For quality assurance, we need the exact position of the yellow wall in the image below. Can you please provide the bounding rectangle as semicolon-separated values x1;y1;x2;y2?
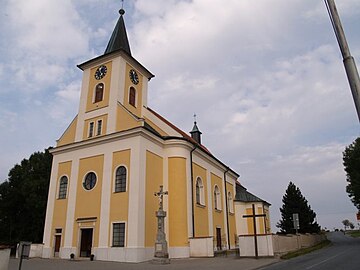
246;208;254;235
145;151;163;247
168;157;188;247
109;150;131;246
246;205;266;235
83;114;108;140
123;64;143;118
86;61;112;112
226;182;236;246
51;161;72;248
258;207;265;234
116;104;142;132
73;155;104;248
193;163;209;237
57;116;78;147
211;173;224;242
144;117;168;136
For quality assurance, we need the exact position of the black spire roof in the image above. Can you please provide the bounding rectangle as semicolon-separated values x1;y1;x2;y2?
190;121;202;144
104;9;131;56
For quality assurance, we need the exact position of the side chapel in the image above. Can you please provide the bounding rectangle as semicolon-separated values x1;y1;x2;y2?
42;8;271;262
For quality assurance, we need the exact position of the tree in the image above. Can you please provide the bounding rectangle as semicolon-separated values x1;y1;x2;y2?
343;137;360;209
342;219;350;230
277;182;321;234
0;148;52;245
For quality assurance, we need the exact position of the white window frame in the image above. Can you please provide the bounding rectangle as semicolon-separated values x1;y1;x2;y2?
111;221;126;247
214;185;221;211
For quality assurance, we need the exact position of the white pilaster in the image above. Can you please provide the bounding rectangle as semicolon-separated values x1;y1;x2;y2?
63;158;79;248
98;151;112;247
42;156;59;257
127;138;146;247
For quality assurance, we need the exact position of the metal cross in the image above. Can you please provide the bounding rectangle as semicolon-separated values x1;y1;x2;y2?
154;185;168;211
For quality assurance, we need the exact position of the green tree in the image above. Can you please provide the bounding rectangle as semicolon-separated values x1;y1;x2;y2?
277;182;320;234
342;219;350;230
343;137;360;210
0;148;52;244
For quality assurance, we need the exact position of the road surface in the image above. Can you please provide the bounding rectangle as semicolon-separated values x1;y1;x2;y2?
260;231;360;270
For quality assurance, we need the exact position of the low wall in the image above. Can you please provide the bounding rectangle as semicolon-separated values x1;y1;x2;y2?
0;247;10;270
272;233;326;256
238;234;274;257
189;237;214;257
29;244;43;258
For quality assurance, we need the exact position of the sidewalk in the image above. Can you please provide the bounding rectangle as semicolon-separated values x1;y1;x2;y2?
9;257;280;270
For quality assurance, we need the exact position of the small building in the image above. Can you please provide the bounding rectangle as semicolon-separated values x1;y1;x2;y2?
42;8;271;262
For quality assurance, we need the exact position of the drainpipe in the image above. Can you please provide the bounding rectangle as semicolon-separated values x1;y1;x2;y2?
224;167;230;250
190;146;197;238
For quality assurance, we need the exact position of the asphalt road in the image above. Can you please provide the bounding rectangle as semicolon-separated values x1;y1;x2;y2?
259;231;360;270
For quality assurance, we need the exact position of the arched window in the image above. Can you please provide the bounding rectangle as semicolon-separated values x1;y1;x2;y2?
228;192;234;213
58;176;68;199
196;177;204;205
83;172;97;190
115;166;127;192
95;83;104;103
129;87;136;107
214;185;221;210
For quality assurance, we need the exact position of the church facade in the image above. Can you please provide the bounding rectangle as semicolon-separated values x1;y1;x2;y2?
42;9;271;262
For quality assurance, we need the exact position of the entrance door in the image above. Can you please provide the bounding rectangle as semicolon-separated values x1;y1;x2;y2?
216;228;222;250
54;235;61;257
80;228;93;257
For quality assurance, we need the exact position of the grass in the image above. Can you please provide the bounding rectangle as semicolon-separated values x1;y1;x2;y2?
347;230;360;238
280;240;331;260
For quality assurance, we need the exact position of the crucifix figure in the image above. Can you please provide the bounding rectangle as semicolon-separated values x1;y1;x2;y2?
242;204;266;258
154;185;168;211
153;185;170;264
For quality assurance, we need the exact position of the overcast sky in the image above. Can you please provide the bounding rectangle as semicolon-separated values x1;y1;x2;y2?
1;0;359;232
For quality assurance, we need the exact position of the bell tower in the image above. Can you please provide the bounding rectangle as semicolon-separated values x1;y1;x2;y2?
72;8;154;143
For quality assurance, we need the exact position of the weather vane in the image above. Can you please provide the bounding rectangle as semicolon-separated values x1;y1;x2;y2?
193;113;197;123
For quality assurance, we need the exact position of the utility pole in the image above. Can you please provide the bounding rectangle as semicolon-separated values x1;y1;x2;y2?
325;0;360;122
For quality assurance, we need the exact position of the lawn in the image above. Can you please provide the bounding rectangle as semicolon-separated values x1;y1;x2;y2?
347;230;360;238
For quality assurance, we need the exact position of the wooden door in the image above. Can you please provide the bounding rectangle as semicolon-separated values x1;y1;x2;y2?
80;229;93;257
54;235;61;256
216;228;222;250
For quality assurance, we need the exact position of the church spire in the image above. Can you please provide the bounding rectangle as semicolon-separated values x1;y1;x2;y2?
104;8;131;56
190;114;202;144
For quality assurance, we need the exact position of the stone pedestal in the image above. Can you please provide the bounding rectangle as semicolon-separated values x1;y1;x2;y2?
153;209;170;264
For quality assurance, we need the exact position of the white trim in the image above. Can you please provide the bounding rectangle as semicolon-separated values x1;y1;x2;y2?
57;174;69;200
82;171;99;191
195;176;205;206
214;185;222;211
96;119;103;136
113;164;129;193
128;86;138;108
42;156;59;255
88;121;95;138
77;225;95;257
93;82;105;103
207;170;213;236
98;151;112;248
63;158;79;249
110;221;127;247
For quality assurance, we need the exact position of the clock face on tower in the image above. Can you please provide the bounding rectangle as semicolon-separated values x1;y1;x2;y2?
129;69;139;85
95;65;107;80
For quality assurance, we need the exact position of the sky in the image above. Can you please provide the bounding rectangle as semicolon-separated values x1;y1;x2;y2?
1;0;359;232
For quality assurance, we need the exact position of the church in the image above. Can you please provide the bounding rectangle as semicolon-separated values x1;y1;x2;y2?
42;8;271;262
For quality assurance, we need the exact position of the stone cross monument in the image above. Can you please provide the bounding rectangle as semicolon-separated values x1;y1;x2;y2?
153;185;170;264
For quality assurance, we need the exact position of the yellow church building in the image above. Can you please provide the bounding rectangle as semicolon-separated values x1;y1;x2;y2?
42;8;271;262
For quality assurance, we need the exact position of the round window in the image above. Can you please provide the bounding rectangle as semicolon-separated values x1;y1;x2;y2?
83;172;97;190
